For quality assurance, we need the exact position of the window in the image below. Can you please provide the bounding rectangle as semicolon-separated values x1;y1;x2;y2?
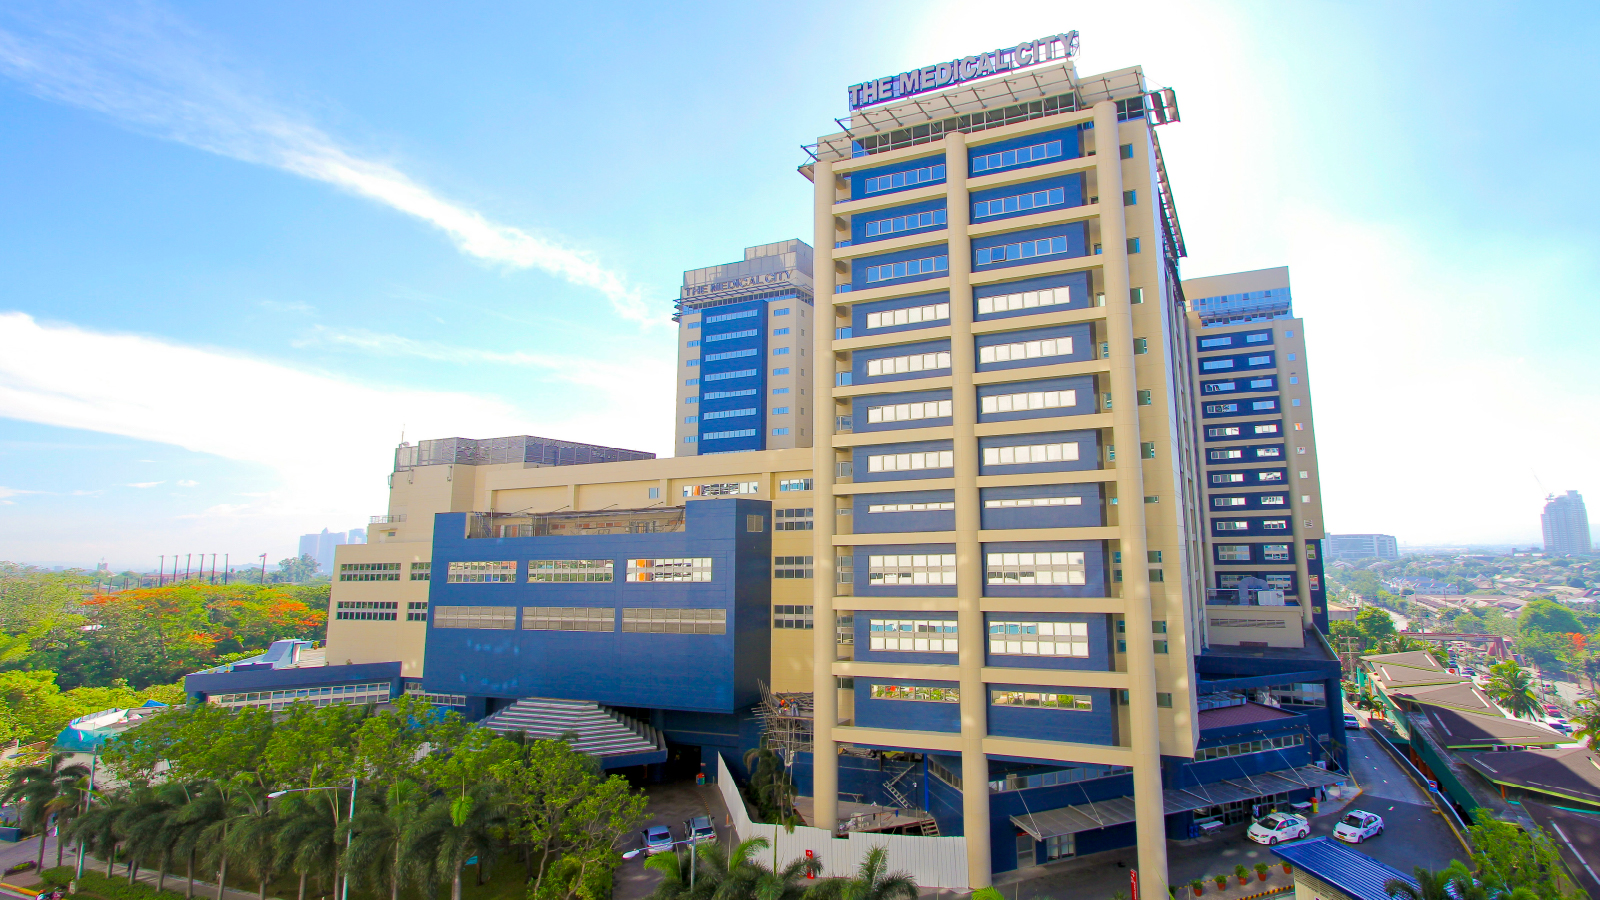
683;436;697;443
687;378;701;386
1216;521;1249;531
1263;544;1291;561
773;604;814;628
988;620;1089;656
1208;426;1241;437
867;450;953;472
1153;639;1168;652
870;683;960;702
980;389;1076;414
1156;693;1173;708
684;416;698;424
1263;520;1289;530
865;255;949;283
1264;574;1294;590
647;487;661;499
1204;381;1236;393
339;562;401;582
1251;400;1277;411
983;496;1081;508
991;690;1092;709
705;368;756;382
868;618;959;650
779;478;813;492
868;501;955;513
772;327;790;336
865;350;951;376
1211;450;1243;460
775;508;814;531
1122;189;1137;206
704;348;758;362
434;606;516;630
973;186;1066;219
335;600;397;620
972;139;1063;173
977;285;1074;315
771;427;790;436
403;683;466;707
1046;834;1076;861
771;388;789;396
1217;545;1252;562
1258;447;1282;457
1195;733;1304;761
1214;497;1247;507
1119;143;1134;159
774;557;813;579
1261;495;1286;506
773;307;790;316
686;340;701;347
527;560;614;583
1137;389;1151;405
836;613;854;643
1141;442;1156;459
1249;378;1274;389
702;429;757;440
1258;471;1284;482
865;163;946;194
866;301;950;329
447;561;517;583
406;601;428;621
771;347;790;357
867;555;957;586
1206;403;1238;414
686;359;699;367
867;399;952;423
1291;398;1301;407
1211;473;1245;484
626;558;713;582
212;682;393;710
771;367;789;376
706;309;757;324
522;607;613;632
1247;333;1270;343
701;407;756;420
621;608;726;634
1201;359;1235;371
1127;238;1140;254
976;235;1074;265
1257;423;1281;434
685;397;698;405
978;337;1072;364
982;443;1080;465
986;553;1087;586
865;208;948;237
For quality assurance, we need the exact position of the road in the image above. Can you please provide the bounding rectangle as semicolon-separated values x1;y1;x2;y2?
1342;724;1470;875
0;830;276;900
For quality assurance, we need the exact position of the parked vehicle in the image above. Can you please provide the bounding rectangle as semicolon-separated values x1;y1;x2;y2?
1545;703;1564;716
684;815;716;844
1247;812;1310;845
642;825;674;855
1333;810;1385;843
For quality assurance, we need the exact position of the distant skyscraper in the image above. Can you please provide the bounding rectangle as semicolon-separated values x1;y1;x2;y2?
1542;491;1593;555
297;528;349;576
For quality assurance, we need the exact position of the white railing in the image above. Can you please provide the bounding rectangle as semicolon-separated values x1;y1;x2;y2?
715;755;969;889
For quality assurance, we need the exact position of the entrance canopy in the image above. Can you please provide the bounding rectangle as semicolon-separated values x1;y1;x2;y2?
1011;765;1347;840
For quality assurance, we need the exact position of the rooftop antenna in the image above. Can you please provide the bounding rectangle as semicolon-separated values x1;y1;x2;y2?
1532;469;1549;500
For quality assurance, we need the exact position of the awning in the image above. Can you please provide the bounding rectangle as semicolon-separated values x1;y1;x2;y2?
1011;766;1348;840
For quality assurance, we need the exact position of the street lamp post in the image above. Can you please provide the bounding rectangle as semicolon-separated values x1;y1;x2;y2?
267;777;357;900
70;752;99;893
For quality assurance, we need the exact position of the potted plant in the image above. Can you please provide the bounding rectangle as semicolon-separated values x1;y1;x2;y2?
1254;862;1269;882
1235;863;1249;886
1214;875;1228;891
1282;861;1293;875
1191;880;1204;897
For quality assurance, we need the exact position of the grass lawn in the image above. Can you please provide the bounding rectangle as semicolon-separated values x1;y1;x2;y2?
36;859;533;900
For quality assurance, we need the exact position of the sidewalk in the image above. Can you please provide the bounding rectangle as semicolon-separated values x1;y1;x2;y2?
7;852;280;900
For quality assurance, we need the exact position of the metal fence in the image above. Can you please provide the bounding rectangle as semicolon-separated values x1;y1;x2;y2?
715;755;970;889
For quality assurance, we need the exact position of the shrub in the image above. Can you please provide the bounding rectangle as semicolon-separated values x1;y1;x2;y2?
38;868;188;900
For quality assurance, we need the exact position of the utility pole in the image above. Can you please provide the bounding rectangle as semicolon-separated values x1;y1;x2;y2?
259;553;267;584
185;553;191;581
223;553;229;585
158;555;164;587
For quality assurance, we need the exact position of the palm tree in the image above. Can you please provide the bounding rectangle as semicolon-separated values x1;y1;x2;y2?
750;849;822;900
345;780;421;900
48;764;94;869
181;780;249;900
1572;698;1600;749
1487;661;1542;720
805;846;916;900
223;791;280;900
1383;864;1457;900
672;835;770;900
275;794;341;900
405;789;506;900
164;783;212;900
64;789;128;878
1;753;91;873
117;787;178;886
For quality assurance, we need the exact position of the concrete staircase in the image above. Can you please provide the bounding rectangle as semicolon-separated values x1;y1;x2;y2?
479;697;665;763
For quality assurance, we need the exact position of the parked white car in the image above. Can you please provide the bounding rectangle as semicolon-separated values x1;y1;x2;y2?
642;825;674;855
1333;810;1385;843
1247;812;1310;845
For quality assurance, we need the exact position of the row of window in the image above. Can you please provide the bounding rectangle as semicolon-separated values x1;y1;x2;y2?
977;336;1072;364
1205;399;1278;414
773;604;813;628
974;186;1067;219
864;163;946;194
444;558;713;584
1209;446;1281;460
864;350;951;376
868;619;960;651
1216;519;1290;531
1217;544;1293;562
704;328;757;343
972;139;1064;174
975;235;1074;266
976;285;1073;315
865;255;949;283
702;407;756;420
865;301;949;330
775;508;813;531
865;208;947;237
1201;355;1272;371
867;399;951;423
867;501;955;513
1214;494;1286;507
212;683;391;710
433;605;729;634
703;368;757;382
1203;378;1275;393
703;429;757;441
866;450;954;472
981;442;1080;466
1212;471;1283;484
1199;331;1270;348
1208;423;1281;438
1194;733;1304;762
402;683;468;707
779;478;813;492
980;389;1074;414
775;557;813;578
991;690;1092;710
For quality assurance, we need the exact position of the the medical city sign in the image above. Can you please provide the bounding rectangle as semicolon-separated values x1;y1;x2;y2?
847;31;1080;111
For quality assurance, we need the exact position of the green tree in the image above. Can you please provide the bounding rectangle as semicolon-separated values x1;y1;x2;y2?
406;789;507;900
1;752;91;872
1520;600;1585;635
223;791;281;900
741;749;799;826
344;780;422;900
1486;661;1543;720
1382;865;1455;900
805;846;917;900
1355;607;1397;644
64;788;129;878
1467;811;1575;900
276;555;320;584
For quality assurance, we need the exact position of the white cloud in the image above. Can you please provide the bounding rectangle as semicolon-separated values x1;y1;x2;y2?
125;481;164;488
0;486;39;500
0;6;656;322
176;479;199;487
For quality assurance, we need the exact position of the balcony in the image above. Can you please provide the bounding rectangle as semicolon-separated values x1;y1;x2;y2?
835;415;854;433
370;514;406;524
836;327;853;340
836;372;853;387
835;240;852;248
835;284;853;294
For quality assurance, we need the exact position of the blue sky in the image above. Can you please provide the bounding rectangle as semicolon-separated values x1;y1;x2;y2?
1;0;1596;568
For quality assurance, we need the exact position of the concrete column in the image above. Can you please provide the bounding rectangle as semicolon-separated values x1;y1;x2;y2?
1093;100;1170;897
943;132;992;889
810;158;840;832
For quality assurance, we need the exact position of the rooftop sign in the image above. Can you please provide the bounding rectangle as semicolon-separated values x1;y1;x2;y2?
682;270;797;299
848;32;1080;111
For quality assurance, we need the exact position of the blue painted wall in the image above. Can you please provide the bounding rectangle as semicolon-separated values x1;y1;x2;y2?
187;661;402;703
977;429;1101;476
971;222;1089;273
697;300;770;453
850;153;946;200
851;243;950;291
980;483;1104;530
852;489;957;534
852;291;951;337
974;323;1094;373
976;374;1096;423
853;677;962;733
421;500;770;713
969;173;1086;224
973;271;1091;322
851;439;955;484
853;339;952;386
852;388;953;434
851;198;948;246
986;686;1115;744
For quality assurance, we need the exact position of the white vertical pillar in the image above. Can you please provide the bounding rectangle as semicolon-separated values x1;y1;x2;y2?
1094;100;1170;897
943;132;992;888
810;158;840;831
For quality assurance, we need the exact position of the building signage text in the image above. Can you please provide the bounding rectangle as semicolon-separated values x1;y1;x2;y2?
683;271;794;299
847;31;1079;111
